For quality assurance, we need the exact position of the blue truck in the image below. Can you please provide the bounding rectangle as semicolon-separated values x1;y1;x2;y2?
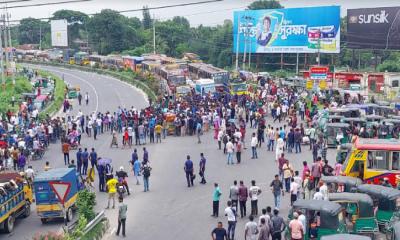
34;168;83;223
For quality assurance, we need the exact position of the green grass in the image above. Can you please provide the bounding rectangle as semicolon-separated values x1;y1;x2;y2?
0;75;33;114
38;71;66;120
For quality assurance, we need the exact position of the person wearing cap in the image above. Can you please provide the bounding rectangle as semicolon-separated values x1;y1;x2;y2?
382;178;392;188
116;166;130;195
289;212;304;240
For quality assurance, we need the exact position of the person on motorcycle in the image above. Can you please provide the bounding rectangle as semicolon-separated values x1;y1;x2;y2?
116;166;130;196
32;138;43;158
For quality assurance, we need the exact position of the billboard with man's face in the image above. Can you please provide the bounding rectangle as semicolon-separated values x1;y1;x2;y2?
347;7;400;49
233;6;341;54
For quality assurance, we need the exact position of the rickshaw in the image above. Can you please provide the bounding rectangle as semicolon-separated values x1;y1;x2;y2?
329;115;343;123
329;108;358;118
342;118;367;128
383;119;400;138
67;86;80;99
321;234;371;240
287;200;347;240
357;184;400;229
321;176;362;193
365;115;385;123
164;112;176;135
328;193;378;234
325;123;350;148
375;106;396;117
387;221;400;240
336;143;353;163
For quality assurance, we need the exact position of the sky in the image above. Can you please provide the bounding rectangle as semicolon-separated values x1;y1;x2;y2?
4;0;400;26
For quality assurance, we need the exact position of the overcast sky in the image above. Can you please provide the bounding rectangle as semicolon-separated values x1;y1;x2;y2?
5;0;400;26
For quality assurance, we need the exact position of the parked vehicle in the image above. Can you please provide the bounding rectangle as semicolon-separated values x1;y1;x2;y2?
321;176;362;193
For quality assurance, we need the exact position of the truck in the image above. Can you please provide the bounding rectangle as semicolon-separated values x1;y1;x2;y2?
34;168;82;224
0;172;33;233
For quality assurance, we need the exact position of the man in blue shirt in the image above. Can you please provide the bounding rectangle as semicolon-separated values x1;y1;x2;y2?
184;155;194;187
211;222;228;240
131;149;138;163
199;153;206;184
90;148;97;169
81;148;89;175
143;147;149;163
76;148;82;175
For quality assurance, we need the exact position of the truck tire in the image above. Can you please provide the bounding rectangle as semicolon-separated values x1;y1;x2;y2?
4;215;15;233
23;202;31;218
40;218;47;224
66;208;73;222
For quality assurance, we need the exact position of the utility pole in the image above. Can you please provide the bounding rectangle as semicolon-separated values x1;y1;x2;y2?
6;11;14;85
296;53;299;75
153;14;156;54
39;23;42;51
0;16;4;91
248;38;251;70
235;14;240;70
2;14;9;78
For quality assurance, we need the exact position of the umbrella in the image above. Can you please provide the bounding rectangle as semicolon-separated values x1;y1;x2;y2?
98;158;112;166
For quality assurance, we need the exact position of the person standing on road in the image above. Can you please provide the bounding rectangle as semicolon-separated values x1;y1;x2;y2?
235;138;242;164
133;158;141;185
289;212;304;240
251;133;258;159
211;222;228;240
249;180;261;216
238;181;248;218
199;153;206;184
85;92;89;105
184;155;194;187
244;215;258;240
141;161;151;192
229;180;239;209
282;160;294;192
270;174;284;209
155;122;162;143
226;138;234;165
89;148;97;169
143;147;149;163
258;217;271;240
77;148;82;175
106;175;118;209
212;183;222;217
116;197;127;237
81;148;89;175
271;209;286;240
62;141;70;165
77;92;82;105
225;200;237;240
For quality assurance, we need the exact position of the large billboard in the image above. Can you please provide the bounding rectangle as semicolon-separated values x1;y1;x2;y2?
347;7;400;49
233;6;341;54
51;19;68;47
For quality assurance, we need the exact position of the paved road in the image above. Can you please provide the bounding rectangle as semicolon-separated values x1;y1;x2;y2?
5;66;339;240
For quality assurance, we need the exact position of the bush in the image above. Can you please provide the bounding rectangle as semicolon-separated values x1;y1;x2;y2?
76;189;96;221
38;71;66;120
0;75;33;115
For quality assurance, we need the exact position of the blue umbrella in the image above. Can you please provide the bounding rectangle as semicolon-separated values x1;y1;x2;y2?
98;158;112;166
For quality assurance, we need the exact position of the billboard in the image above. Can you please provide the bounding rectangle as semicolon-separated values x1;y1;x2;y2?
51;19;68;47
233;6;341;54
347;7;400;49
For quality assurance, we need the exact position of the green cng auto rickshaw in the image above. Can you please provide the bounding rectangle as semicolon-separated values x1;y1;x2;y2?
342;118;367;128
329;115;344;123
336;143;353;164
328;193;378;234
321;176;362;193
365;115;385;124
321;234;371;240
357;184;400;229
325;123;350;148
288;200;346;240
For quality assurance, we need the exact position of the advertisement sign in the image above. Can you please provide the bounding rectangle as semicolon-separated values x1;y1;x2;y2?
51;19;68;47
347;7;400;49
368;74;384;93
310;66;329;80
306;80;313;90
319;80;327;90
233;6;341;53
335;72;363;89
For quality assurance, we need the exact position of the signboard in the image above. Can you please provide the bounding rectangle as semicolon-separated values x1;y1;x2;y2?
335;72;363;89
347;7;400;49
319;80;327;90
306;80;313;90
310;66;329;80
51;19;68;47
233;6;341;53
49;181;71;205
368;74;385;93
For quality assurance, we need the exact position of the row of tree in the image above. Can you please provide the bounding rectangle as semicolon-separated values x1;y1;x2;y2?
12;0;400;72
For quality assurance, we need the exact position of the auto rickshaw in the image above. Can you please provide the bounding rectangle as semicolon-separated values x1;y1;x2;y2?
357;184;400;229
342;118;367;128
336;143;353;163
325;123;350;148
321;176;362;193
329;115;343;123
329;108;357;118
328;193;378;234
287;200;347;239
365;115;385;123
320;234;371;240
67;86;80;99
375;105;396;117
387;221;400;240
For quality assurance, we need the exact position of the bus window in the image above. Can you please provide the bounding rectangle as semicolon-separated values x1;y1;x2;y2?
392;152;400;170
367;151;389;170
350;160;362;174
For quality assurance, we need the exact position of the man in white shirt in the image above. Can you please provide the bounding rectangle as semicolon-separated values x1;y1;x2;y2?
319;181;328;200
249;180;261;216
226;140;234;165
224;201;237;240
313;187;324;201
250;133;258;159
290;178;299;206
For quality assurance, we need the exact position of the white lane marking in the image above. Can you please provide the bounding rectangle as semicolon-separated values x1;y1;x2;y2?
45;68;100;113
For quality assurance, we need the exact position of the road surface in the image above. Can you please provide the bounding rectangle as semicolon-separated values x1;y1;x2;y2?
5;65;339;240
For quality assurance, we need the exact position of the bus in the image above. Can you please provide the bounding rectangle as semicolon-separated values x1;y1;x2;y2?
343;138;400;186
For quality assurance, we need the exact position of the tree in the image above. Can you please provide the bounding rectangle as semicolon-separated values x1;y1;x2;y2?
142;6;152;30
247;0;283;10
17;18;50;45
